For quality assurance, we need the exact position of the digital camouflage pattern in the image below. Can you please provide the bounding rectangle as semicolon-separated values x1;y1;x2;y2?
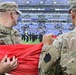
0;24;22;45
0;2;22;15
38;27;76;75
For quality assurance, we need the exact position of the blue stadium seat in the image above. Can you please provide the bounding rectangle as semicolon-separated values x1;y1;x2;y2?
62;29;70;33
1;0;69;5
2;0;14;2
63;25;70;29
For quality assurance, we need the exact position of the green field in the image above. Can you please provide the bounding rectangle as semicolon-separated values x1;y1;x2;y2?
22;39;40;44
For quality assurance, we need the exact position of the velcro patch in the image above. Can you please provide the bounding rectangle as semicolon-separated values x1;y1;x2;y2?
44;53;51;63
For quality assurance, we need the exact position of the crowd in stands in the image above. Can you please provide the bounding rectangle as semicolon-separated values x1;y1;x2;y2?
13;22;74;42
17;0;69;5
1;0;69;5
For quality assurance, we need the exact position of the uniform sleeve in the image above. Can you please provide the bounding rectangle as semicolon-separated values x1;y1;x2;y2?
38;35;63;75
0;32;6;45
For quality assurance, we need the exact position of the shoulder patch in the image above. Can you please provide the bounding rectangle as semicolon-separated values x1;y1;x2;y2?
44;53;51;63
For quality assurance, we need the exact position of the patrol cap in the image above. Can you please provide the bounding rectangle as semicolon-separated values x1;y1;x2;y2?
69;0;76;13
0;2;22;15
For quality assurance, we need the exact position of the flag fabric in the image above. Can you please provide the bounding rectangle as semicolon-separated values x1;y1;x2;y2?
0;43;43;75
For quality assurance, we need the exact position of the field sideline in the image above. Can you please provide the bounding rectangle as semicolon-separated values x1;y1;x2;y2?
22;39;40;44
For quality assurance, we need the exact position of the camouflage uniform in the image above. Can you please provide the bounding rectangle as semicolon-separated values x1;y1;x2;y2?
0;24;22;45
38;27;76;75
0;2;22;45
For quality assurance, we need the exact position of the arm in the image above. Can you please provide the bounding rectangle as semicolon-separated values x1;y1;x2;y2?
0;55;18;74
38;34;62;75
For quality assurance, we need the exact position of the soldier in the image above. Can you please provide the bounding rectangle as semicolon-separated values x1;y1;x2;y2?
38;0;76;75
0;2;22;45
0;2;22;74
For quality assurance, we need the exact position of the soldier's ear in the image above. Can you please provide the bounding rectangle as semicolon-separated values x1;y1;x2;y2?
71;11;75;19
10;13;13;19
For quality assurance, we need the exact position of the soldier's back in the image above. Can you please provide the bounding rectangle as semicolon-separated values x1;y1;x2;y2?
60;30;76;75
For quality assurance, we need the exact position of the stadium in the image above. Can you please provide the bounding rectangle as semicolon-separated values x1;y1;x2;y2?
0;0;72;44
0;0;76;75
